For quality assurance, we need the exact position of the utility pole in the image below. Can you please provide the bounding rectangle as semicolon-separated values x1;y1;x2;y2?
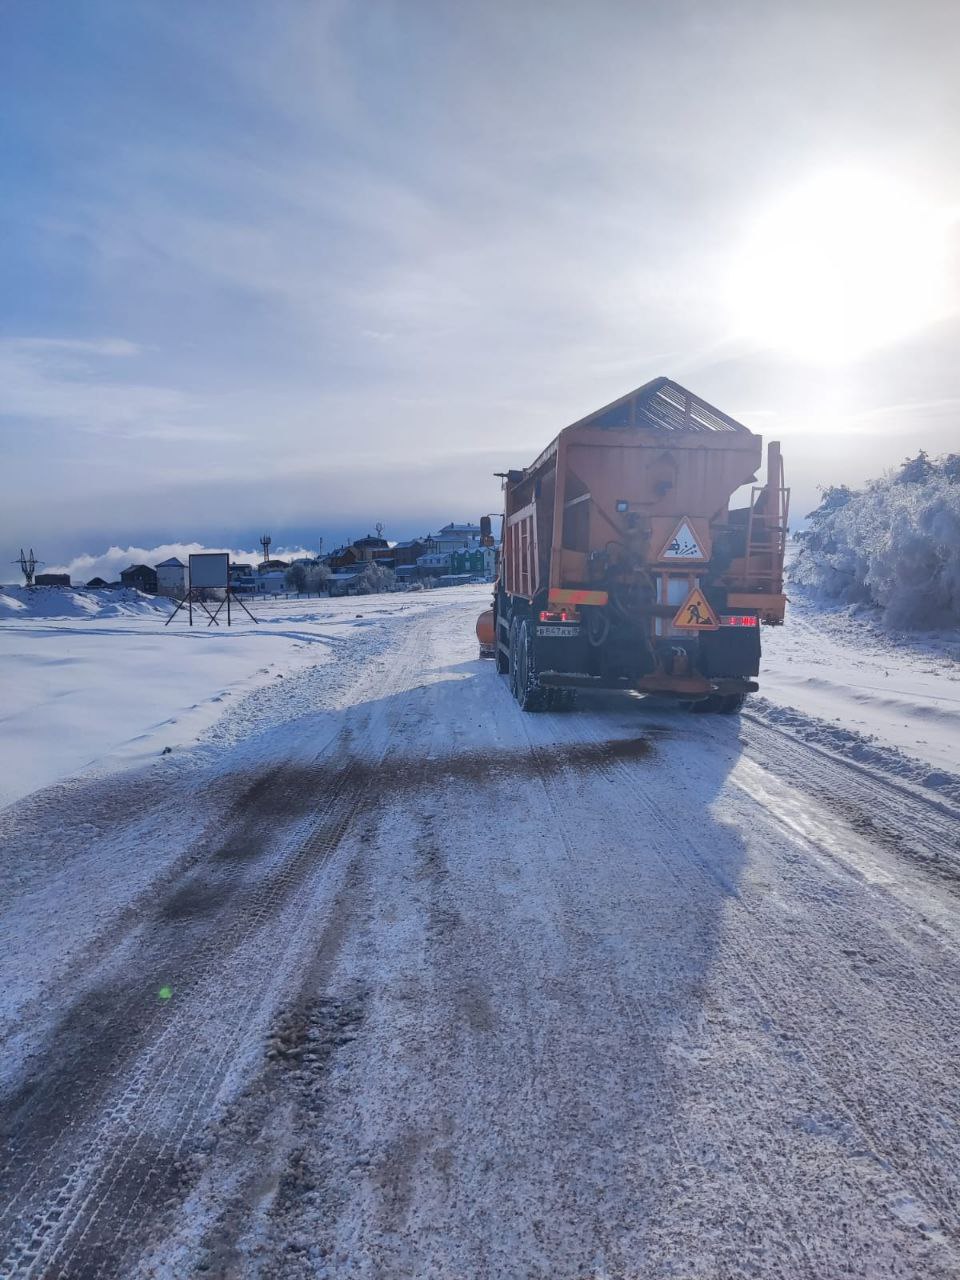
13;548;41;585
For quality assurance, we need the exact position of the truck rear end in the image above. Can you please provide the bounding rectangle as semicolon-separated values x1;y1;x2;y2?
488;377;789;712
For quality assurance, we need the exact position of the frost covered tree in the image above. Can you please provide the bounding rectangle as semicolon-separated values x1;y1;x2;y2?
792;453;960;627
303;563;331;593
285;562;331;594
354;562;396;594
285;563;307;594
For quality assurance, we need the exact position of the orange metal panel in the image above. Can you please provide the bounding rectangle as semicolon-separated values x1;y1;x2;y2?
548;588;609;607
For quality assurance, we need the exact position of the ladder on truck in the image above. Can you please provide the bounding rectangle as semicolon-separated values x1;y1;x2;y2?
742;442;790;594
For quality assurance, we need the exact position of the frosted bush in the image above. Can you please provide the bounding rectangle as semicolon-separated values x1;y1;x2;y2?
792;453;960;627
354;562;396;594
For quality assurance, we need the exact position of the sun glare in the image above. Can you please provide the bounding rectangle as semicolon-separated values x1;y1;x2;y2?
732;170;952;364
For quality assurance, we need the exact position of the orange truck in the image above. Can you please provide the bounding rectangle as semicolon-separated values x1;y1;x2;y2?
477;377;788;712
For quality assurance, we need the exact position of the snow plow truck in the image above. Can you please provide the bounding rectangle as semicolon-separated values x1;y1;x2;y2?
476;377;788;713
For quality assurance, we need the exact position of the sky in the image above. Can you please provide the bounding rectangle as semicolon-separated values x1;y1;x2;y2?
2;0;959;568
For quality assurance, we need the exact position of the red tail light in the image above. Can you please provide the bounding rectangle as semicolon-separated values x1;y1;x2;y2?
720;614;758;627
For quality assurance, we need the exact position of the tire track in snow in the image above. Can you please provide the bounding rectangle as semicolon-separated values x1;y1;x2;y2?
0;620;429;1278
511;698;822;1277
739;711;960;888
502;682;960;1273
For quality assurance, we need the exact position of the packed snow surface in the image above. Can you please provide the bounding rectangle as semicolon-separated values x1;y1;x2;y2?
1;585;959;1278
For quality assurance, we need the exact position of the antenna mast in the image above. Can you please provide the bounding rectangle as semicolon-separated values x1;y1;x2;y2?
259;534;272;563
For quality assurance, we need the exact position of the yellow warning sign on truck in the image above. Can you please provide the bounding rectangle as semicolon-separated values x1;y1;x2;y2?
673;586;720;630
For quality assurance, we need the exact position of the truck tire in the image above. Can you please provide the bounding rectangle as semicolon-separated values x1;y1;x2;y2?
690;696;721;714
514;617;547;711
690;693;746;714
495;607;510;674
718;693;747;714
546;687;577;711
508;615;521;697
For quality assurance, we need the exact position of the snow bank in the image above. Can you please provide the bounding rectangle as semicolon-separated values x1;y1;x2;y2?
758;568;960;780
0;585;171;619
747;697;960;808
791;453;960;627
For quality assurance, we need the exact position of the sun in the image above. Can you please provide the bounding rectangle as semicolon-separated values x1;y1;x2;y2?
731;170;952;364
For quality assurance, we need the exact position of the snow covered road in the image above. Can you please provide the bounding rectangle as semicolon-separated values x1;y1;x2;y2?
2;587;960;1278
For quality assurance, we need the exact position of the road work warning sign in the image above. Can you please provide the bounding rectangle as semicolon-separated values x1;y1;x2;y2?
660;519;705;561
673;586;720;630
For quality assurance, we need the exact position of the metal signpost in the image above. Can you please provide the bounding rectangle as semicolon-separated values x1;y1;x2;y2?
164;553;258;627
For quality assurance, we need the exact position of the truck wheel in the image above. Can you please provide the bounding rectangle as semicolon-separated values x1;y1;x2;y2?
508;616;520;697
718;693;747;714
550;687;577;711
691;696;721;713
515;618;547;711
496;609;510;674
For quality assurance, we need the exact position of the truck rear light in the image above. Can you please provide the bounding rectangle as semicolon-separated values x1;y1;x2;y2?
539;609;573;622
720;614;758;627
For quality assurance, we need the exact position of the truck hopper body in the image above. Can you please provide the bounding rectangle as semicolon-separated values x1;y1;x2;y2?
487;377;789;712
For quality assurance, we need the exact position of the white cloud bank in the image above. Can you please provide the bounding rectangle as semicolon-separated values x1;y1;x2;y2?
46;542;315;584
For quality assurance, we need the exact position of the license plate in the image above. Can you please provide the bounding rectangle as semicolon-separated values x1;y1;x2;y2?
537;625;580;637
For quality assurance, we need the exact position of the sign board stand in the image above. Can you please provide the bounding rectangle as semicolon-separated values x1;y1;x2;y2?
164;553;258;627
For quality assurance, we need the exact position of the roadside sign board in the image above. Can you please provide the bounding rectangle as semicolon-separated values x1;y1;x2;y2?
673;586;720;630
189;552;229;589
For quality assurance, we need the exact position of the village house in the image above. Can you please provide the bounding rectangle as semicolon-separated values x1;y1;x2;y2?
257;570;287;593
328;534;391;572
415;551;451;579
321;523;497;586
120;564;158;593
423;522;483;555
155;557;188;598
230;563;258;593
449;545;497;579
391;538;428;568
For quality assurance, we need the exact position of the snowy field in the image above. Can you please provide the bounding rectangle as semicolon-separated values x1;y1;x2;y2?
1;583;960;1277
0;586;443;810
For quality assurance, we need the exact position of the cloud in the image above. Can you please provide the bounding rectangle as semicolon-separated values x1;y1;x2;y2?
47;542;316;584
11;337;142;357
0;337;235;442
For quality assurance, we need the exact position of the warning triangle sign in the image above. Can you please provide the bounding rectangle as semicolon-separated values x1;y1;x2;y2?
673;586;720;631
660;518;706;561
